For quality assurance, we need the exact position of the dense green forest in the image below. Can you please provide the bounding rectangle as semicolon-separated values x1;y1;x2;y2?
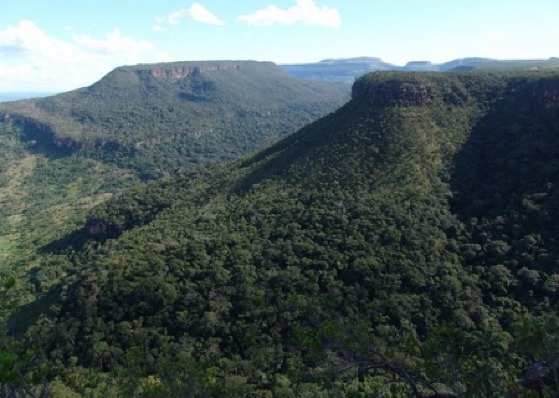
2;71;559;397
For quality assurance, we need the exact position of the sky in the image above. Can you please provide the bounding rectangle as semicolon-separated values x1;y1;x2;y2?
1;0;559;91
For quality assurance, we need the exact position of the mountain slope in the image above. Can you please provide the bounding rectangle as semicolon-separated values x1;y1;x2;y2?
21;71;559;396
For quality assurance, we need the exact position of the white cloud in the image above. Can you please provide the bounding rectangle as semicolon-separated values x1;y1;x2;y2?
153;21;168;32
189;3;225;25
73;29;154;56
0;20;170;91
238;0;341;28
155;2;224;30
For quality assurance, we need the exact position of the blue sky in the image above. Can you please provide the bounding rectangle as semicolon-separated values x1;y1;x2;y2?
1;0;559;91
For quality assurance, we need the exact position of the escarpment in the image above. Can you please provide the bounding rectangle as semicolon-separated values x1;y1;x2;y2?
146;63;242;81
351;73;470;107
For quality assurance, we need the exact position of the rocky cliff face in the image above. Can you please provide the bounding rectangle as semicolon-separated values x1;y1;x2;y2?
147;64;242;81
352;77;433;106
351;74;469;107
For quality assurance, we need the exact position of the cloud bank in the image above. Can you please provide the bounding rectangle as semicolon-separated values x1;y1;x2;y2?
238;0;341;28
0;20;168;91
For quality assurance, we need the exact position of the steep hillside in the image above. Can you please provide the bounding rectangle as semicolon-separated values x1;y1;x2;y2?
15;71;559;397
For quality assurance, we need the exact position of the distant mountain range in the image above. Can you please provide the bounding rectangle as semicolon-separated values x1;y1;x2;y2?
282;56;559;83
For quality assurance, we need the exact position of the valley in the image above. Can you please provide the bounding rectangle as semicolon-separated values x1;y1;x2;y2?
2;70;558;397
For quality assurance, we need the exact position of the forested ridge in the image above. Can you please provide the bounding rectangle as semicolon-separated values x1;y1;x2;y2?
0;61;347;174
2;71;559;397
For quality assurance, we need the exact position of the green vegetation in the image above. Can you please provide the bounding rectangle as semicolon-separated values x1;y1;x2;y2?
2;71;557;396
0;121;139;270
0;60;346;314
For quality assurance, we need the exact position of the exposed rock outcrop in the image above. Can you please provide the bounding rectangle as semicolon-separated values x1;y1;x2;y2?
147;64;241;81
352;73;470;107
352;78;435;106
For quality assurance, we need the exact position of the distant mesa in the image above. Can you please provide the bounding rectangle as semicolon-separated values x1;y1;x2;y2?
281;56;559;83
149;64;241;80
319;57;385;64
352;74;434;106
281;57;397;84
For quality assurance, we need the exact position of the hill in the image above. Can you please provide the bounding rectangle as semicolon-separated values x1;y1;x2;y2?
11;71;559;397
0;61;347;173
